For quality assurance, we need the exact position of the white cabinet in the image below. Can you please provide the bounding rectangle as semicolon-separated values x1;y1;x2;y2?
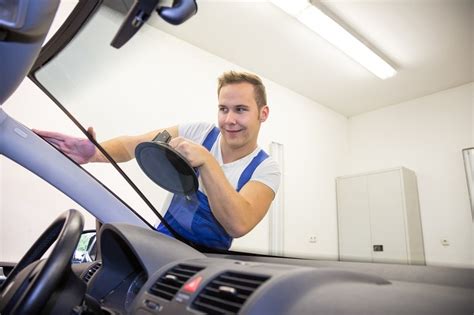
336;167;425;265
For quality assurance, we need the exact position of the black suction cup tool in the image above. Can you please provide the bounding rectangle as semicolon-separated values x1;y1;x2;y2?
135;130;198;195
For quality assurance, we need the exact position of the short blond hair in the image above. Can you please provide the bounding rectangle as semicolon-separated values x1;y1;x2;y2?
217;71;267;109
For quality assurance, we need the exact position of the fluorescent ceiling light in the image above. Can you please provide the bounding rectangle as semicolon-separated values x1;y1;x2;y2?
271;0;396;79
270;0;310;16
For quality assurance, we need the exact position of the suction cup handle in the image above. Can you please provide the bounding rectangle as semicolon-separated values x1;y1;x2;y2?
153;130;172;143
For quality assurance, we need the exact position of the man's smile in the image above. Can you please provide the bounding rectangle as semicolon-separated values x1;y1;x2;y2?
224;128;244;134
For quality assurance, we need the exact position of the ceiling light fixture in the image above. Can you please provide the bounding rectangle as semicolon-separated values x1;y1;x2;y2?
270;0;310;16
271;0;396;79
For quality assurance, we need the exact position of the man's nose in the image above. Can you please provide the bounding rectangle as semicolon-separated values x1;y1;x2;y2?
224;112;236;124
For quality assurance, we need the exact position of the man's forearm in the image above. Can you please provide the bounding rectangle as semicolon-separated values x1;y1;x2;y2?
199;158;255;238
93;136;137;163
93;127;178;164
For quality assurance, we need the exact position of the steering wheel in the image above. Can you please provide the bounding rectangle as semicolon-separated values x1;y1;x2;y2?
0;209;84;314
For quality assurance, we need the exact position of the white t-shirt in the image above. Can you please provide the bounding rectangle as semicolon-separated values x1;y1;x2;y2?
160;122;281;214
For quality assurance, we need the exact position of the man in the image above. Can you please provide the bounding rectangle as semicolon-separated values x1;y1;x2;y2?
35;71;281;250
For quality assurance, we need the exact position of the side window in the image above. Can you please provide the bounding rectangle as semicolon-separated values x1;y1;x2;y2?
72;230;97;264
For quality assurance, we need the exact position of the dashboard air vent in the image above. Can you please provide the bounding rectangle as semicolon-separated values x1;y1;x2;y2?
191;271;270;315
83;261;102;283
149;264;204;301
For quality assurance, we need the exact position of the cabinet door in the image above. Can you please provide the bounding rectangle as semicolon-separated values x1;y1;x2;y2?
368;170;408;264
337;176;372;262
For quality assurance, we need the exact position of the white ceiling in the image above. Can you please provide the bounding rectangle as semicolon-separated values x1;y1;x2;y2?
152;0;473;117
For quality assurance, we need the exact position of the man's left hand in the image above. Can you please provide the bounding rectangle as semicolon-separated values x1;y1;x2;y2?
169;137;212;168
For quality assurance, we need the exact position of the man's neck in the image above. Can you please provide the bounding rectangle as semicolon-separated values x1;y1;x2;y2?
220;139;258;164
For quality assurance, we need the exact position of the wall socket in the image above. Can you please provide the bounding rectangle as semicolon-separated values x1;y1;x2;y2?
309;236;317;243
440;239;450;246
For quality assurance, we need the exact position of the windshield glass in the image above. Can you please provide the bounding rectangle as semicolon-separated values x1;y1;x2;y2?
33;1;473;266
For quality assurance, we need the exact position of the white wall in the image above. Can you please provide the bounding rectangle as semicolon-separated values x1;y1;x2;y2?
349;83;474;268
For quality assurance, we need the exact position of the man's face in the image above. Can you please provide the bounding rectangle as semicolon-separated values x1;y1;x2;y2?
217;82;268;151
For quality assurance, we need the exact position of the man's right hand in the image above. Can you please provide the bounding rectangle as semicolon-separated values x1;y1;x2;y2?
33;127;97;164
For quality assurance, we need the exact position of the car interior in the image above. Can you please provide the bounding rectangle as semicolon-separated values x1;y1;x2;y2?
0;0;473;314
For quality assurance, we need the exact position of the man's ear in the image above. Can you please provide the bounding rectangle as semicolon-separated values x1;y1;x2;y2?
259;105;269;122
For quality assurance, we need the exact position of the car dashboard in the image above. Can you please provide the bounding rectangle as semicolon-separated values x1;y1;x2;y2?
73;224;473;315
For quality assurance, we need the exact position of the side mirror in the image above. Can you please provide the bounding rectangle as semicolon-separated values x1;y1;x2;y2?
0;267;6;288
72;230;97;264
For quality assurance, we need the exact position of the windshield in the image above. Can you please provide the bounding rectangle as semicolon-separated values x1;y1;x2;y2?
32;1;473;266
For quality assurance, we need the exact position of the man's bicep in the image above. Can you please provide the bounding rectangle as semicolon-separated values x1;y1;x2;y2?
239;181;276;222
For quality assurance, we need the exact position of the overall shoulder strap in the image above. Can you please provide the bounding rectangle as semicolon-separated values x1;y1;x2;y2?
202;126;220;151
237;150;269;191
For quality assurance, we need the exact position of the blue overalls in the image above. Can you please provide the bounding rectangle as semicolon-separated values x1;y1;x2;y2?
156;127;269;250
